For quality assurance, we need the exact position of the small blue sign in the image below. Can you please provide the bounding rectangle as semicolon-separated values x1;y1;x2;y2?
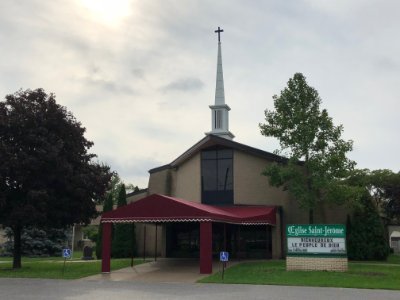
62;248;71;259
220;251;229;262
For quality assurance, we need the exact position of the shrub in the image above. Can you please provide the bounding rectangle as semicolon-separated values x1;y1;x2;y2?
3;227;67;257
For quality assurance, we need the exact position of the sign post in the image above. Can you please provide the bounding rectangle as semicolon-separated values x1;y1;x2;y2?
219;251;229;280
62;248;71;276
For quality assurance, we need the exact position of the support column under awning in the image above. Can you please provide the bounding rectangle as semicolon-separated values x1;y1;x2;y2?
200;222;212;274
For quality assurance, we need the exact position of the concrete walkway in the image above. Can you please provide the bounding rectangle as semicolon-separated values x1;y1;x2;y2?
81;258;234;283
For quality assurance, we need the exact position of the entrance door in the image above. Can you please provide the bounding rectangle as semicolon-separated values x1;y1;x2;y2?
165;223;272;259
212;223;272;259
166;223;199;258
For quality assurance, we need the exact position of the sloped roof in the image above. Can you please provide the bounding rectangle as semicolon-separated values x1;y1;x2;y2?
149;134;286;173
101;194;277;225
391;231;400;238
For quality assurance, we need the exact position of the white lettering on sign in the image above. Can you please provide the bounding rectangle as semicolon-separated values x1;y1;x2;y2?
287;237;346;254
287;225;345;237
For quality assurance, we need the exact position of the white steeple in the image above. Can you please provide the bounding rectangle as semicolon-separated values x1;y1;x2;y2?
206;27;234;140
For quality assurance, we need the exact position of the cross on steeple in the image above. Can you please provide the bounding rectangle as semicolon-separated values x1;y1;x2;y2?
214;26;224;42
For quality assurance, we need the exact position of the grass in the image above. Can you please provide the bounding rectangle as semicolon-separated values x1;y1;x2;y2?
199;256;400;290
0;250;83;262
0;256;144;279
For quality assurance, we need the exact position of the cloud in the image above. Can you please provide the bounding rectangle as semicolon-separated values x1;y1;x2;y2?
160;77;204;93
1;0;400;190
83;77;135;95
131;68;145;79
98;154;165;188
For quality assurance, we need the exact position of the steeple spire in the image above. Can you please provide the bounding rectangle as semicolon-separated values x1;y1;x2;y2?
215;33;225;106
206;27;234;140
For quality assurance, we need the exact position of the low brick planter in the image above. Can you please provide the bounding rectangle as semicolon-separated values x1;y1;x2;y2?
286;256;348;272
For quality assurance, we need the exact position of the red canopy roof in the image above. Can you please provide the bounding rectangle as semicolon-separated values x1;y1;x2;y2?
101;194;276;225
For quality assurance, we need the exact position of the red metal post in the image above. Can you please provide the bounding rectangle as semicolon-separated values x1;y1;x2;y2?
200;222;212;274
101;222;112;273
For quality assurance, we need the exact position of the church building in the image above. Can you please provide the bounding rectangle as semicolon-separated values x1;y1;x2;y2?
100;28;347;274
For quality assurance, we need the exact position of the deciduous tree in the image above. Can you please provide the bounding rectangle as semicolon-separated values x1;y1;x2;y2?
0;89;112;268
259;73;355;223
347;168;400;223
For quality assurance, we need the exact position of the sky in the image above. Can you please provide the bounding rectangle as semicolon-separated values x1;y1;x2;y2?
1;0;399;188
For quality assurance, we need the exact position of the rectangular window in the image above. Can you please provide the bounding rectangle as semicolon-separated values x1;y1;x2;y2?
214;110;222;129
217;159;233;190
217;110;222;129
202;160;217;191
201;148;233;205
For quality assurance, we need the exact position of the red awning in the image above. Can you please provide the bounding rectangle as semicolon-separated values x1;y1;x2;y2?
101;194;276;225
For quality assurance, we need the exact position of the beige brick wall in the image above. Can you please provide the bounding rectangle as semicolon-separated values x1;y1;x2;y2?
271;212;282;259
135;223;164;257
127;190;149;203
233;150;291;206
148;169;171;196
174;153;201;203
286;256;348;272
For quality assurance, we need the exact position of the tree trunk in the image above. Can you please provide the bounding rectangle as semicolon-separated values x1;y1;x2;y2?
12;225;22;269
305;153;314;225
309;209;314;224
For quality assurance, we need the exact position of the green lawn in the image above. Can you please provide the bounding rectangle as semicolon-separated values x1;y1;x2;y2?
199;257;400;290
387;254;400;264
0;250;83;262
0;257;144;279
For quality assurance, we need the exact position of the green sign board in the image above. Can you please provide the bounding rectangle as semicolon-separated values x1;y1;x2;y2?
287;224;346;238
287;224;346;256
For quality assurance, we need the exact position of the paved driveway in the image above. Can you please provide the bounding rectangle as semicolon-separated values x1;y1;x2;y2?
82;259;231;283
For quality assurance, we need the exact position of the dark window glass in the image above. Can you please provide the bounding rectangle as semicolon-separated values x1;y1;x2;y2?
201;148;233;205
218;149;233;159
217;110;222;129
202;160;217;191
217;159;233;190
201;150;217;160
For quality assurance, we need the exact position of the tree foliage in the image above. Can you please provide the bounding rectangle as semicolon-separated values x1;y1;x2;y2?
107;173;139;204
0;89;112;268
112;184;136;258
347;169;400;223
347;191;390;260
259;73;355;223
3;227;67;257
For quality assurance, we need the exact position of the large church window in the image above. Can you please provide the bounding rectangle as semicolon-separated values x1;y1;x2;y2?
201;148;233;205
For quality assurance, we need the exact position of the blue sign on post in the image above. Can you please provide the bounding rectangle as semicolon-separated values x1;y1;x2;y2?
62;248;71;259
220;251;229;262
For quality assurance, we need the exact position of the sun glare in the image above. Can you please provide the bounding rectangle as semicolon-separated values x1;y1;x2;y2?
79;0;131;25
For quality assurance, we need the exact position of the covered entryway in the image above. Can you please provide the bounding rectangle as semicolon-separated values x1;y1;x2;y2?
166;223;273;259
100;194;277;274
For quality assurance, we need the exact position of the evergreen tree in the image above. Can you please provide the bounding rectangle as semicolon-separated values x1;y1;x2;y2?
95;193;114;259
347;192;389;260
4;227;67;257
112;184;136;258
